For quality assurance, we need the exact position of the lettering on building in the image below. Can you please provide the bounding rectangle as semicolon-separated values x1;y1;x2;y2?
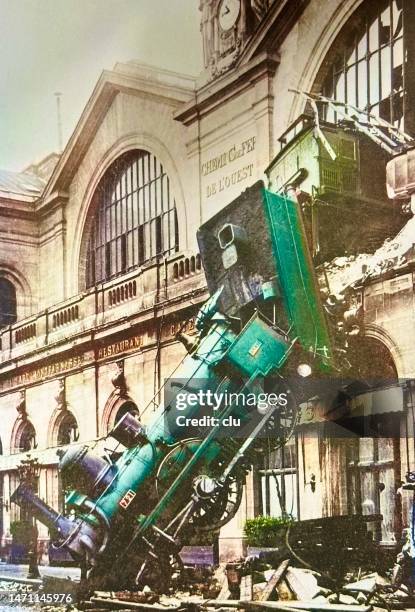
97;335;142;360
168;317;196;338
201;136;256;199
10;355;86;389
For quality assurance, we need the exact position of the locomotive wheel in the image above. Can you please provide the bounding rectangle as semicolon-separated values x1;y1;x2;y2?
156;439;245;532
189;473;244;531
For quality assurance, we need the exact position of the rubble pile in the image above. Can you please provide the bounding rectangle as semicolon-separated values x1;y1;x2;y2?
319;214;415;298
319;255;371;297
79;557;415;611
362;215;415;279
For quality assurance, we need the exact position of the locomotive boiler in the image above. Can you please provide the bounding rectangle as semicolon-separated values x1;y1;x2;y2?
11;182;336;589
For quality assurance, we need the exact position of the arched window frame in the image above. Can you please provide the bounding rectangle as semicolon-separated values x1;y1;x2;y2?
56;411;79;446
12;420;37;455
101;391;140;435
321;0;415;134
85;149;179;287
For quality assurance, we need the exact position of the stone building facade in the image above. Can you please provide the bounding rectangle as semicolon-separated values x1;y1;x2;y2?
0;0;414;561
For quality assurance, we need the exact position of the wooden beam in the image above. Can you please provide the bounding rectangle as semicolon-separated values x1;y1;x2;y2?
240;575;253;601
259;559;290;601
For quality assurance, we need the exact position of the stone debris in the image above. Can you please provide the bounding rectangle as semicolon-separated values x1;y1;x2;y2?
319;254;371;297
319;214;415;298
76;558;415;611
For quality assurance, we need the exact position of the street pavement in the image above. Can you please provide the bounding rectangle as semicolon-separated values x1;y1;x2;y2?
0;563;81;610
0;561;81;581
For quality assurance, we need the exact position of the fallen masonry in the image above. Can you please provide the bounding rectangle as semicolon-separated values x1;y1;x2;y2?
78;556;415;612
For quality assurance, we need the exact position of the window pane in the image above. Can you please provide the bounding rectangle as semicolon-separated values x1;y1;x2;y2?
392;0;403;38
132;190;138;227
143;184;150;222
151;178;155;219
111;241;117;276
357;60;368;108
163;212;170;253
392;39;403;92
155;216;162;255
138;226;145;265
335;72;346;103
357;34;367;60
379;96;391;122
132;160;138;191
127;231;134;269
369;52;380;104
126;163;132;194
381;45;391;99
346;44;356;68
111;205;116;237
368;17;379;52
379;6;391;46
392;91;404;126
346;66;357;107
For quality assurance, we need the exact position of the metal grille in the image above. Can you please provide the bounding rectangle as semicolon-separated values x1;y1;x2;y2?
323;0;409;131
86;150;179;287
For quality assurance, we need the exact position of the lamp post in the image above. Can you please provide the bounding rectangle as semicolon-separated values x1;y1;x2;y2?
16;455;41;579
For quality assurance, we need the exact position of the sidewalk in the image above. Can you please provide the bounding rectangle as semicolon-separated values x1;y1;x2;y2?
0;562;81;582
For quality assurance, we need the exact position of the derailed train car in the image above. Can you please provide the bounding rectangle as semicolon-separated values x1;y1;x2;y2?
11;182;342;590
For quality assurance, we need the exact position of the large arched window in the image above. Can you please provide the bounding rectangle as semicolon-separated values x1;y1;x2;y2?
85;150;179;287
0;278;17;327
322;0;414;133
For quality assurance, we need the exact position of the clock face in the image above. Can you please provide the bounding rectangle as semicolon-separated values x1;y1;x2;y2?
218;0;240;31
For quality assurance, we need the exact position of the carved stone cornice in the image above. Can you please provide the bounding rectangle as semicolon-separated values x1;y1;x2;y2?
175;50;279;126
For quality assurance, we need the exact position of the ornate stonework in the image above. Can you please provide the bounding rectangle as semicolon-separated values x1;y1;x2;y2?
199;0;270;81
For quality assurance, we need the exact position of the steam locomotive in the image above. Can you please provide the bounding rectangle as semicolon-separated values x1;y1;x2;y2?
11;182;340;590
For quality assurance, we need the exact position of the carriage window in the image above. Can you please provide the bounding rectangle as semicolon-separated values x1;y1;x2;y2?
85;150;179;287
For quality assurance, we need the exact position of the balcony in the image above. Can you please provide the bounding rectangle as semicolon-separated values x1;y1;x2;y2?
0;252;206;362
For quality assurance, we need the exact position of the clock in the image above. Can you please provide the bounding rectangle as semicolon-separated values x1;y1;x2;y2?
218;0;240;31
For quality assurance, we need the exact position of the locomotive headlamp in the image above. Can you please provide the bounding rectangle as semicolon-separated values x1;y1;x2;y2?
218;223;246;249
297;363;312;377
217;223;247;269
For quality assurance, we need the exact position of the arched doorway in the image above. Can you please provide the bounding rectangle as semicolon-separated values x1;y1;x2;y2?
341;336;401;544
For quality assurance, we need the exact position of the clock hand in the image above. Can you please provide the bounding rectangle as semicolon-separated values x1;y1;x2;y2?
223;6;230;15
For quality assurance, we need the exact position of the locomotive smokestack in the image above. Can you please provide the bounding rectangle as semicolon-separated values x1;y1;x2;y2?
11;482;106;562
11;482;73;540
